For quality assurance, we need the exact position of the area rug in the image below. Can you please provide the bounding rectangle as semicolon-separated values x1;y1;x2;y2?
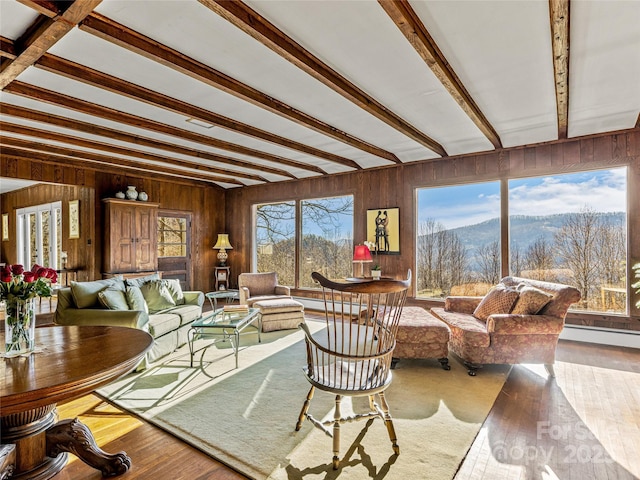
98;320;510;480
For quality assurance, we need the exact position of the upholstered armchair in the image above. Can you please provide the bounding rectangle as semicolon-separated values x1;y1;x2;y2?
238;272;291;307
431;276;581;376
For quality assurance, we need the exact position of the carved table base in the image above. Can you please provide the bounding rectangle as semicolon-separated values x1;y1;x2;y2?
1;405;130;479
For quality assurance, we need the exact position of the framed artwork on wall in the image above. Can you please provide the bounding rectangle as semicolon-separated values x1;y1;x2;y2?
366;207;400;255
69;200;80;239
2;213;8;241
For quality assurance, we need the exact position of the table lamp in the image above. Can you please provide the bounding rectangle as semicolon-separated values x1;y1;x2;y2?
213;234;233;266
353;244;372;278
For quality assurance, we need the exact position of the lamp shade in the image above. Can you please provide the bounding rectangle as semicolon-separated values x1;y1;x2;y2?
353;245;372;262
213;234;233;250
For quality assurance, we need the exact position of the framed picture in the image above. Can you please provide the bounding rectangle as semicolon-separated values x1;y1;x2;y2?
366;207;400;255
2;213;8;241
69;200;80;239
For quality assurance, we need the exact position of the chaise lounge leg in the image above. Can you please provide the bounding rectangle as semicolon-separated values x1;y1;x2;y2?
391;357;399;369
544;363;556;378
464;361;481;376
438;357;451;370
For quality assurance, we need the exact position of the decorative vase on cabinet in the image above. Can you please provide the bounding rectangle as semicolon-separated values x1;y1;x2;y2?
138;191;148;201
125;186;138;200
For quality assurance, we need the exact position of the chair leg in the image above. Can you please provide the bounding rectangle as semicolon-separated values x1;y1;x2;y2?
332;395;342;470
295;386;315;431
544;363;556;378
377;391;399;455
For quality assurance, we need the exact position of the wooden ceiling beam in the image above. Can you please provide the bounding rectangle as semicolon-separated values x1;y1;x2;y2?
1;146;223;187
0;121;273;182
549;0;570;139
4;82;327;175
1;104;299;179
34;54;362;170
0;36;17;59
79;13;399;164
0;137;245;186
200;0;446;157
0;0;102;89
378;0;502;149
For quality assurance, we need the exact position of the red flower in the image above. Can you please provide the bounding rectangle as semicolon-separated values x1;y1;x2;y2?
11;264;24;275
46;269;58;283
1;265;10;276
1;272;12;282
36;267;47;278
23;272;36;282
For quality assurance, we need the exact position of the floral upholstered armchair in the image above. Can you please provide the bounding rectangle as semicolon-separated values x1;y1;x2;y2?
431;276;581;376
238;272;291;307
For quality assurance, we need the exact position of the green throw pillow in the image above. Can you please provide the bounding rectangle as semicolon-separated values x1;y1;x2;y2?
71;278;123;309
126;286;149;313
125;273;161;288
98;288;130;311
140;280;176;313
163;279;185;305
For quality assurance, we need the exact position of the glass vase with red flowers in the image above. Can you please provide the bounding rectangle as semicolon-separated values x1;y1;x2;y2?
1;264;57;356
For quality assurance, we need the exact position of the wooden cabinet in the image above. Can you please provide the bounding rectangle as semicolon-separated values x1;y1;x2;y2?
215;266;230;291
103;198;159;274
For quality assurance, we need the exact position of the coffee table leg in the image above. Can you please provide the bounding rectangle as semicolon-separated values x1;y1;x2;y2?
234;330;240;368
47;417;131;477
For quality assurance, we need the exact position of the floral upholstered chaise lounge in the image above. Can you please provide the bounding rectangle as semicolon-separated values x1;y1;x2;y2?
431;276;581;376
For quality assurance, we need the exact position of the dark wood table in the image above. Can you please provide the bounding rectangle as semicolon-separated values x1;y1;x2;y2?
1;325;153;479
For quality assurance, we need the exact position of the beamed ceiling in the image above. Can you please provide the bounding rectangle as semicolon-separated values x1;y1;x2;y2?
1;0;639;189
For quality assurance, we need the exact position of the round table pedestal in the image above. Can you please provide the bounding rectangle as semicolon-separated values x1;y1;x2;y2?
1;403;131;479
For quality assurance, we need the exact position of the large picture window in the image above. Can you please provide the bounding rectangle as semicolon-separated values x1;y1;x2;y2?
416;182;501;299
254;195;353;288
299;195;353;288
509;168;627;314
255;201;296;286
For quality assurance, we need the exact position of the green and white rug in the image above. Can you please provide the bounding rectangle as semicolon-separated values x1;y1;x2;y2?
99;320;510;479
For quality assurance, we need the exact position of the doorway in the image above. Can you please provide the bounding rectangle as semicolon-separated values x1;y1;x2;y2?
157;211;192;290
16;201;62;269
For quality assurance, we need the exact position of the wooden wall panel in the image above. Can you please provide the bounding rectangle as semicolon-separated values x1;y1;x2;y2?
226;129;640;331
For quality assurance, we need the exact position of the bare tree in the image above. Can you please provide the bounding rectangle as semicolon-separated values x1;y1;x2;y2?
417;219;468;297
510;242;524;276
524;236;555;278
554;207;601;307
476;240;501;284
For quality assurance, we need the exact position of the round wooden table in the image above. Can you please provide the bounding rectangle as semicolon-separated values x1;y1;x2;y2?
1;325;153;479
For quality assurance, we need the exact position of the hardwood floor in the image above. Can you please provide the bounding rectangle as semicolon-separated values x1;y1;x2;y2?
50;340;639;480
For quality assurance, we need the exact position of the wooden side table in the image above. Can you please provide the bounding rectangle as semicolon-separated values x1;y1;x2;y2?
215;266;231;291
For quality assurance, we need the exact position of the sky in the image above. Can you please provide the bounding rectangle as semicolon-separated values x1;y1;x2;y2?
417;167;627;230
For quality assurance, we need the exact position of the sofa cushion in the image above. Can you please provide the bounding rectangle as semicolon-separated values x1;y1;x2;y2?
71;278;124;309
511;285;553;315
98;287;130;311
431;308;490;347
125;272;161;288
126;286;149;313
473;284;519;321
141;280;176;313
148;312;182;338
163;279;185;305
165;304;202;324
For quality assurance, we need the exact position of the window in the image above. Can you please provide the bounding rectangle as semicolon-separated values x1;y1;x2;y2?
255;201;296;286
158;216;187;257
16;201;62;269
254;195;354;288
299;195;353;288
416;182;501;299
509;168;627;314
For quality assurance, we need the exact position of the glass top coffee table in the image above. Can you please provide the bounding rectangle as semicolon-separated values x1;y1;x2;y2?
205;289;239;311
188;307;261;368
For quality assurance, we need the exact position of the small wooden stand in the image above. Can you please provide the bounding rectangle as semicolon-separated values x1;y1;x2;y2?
215;266;231;291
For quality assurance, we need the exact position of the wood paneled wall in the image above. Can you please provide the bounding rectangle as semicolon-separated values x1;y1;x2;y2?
2;129;639;330
226;129;640;331
1;160;225;292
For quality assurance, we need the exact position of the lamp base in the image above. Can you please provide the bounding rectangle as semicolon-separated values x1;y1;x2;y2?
217;250;228;267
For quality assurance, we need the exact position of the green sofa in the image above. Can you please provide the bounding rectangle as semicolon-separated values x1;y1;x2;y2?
54;274;204;366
